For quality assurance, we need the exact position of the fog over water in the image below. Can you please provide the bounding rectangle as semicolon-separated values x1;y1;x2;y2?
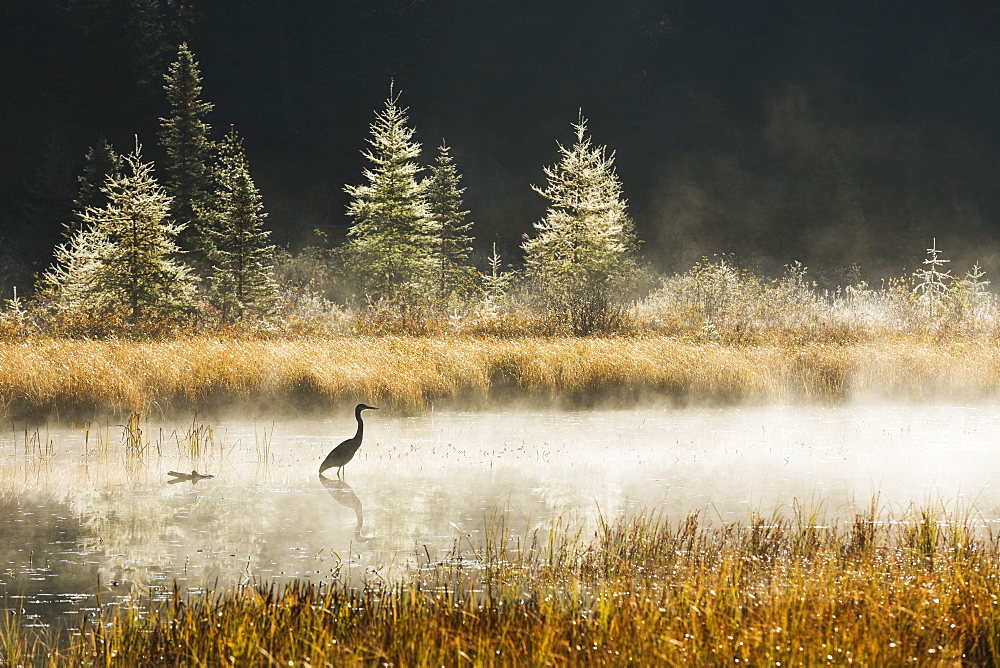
4;404;1000;626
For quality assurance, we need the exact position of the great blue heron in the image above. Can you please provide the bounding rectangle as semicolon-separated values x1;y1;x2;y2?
319;403;379;478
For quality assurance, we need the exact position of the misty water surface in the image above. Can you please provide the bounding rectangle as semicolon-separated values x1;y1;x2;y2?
3;404;1000;626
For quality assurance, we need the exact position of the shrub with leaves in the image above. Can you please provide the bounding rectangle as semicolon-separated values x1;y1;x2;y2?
640;246;996;340
642;257;820;332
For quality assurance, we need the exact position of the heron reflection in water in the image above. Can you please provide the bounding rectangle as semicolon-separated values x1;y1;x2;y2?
319;474;368;542
319;403;379;479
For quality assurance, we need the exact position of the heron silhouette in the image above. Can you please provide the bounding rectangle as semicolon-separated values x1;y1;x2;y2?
319;403;379;478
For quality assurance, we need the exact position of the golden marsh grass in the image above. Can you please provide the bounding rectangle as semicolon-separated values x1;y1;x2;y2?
2;335;1000;417
8;504;1000;665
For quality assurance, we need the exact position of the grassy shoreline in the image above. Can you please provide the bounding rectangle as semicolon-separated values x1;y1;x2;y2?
1;334;1000;418
6;505;1000;665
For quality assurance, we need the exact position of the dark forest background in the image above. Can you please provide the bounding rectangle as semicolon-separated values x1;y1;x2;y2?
4;0;1000;294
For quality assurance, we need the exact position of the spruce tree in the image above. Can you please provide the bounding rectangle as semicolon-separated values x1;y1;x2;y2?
68;0;192;93
70;137;124;238
159;42;214;261
913;238;952;318
43;226;113;311
425;142;474;299
344;88;435;302
18;133;75;262
205;128;278;322
45;142;196;320
521;114;637;333
199;125;245;257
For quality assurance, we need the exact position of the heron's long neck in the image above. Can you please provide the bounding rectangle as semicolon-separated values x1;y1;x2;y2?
354;409;364;441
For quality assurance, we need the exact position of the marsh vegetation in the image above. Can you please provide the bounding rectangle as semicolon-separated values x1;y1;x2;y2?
1;334;1000;419
3;407;1000;665
7;504;1000;665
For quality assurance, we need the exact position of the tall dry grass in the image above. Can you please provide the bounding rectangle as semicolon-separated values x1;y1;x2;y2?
9;504;1000;665
2;335;1000;416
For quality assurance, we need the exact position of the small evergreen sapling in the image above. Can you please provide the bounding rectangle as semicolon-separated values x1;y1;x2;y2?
479;242;512;321
913;238;952;318
947;261;992;323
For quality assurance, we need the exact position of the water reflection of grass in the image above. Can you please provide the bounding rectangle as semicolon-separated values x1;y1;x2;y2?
3;335;1000;417
9;503;1000;665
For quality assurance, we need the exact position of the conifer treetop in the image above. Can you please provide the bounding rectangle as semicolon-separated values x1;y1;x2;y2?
161;43;213;119
530;112;628;226
71;136;124;236
524;113;634;268
343;85;436;300
426;140;475;297
347;86;424;209
207;139;278;321
522;112;638;330
159;42;214;240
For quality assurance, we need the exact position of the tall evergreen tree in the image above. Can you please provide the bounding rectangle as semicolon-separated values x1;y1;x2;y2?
205;127;278;322
44;142;196;320
67;0;195;93
159;42;214;261
18;132;75;263
70;136;124;238
425;142;474;299
522;114;637;332
344;88;435;302
198;125;244;255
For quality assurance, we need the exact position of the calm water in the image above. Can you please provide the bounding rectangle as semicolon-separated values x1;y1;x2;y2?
4;403;1000;627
